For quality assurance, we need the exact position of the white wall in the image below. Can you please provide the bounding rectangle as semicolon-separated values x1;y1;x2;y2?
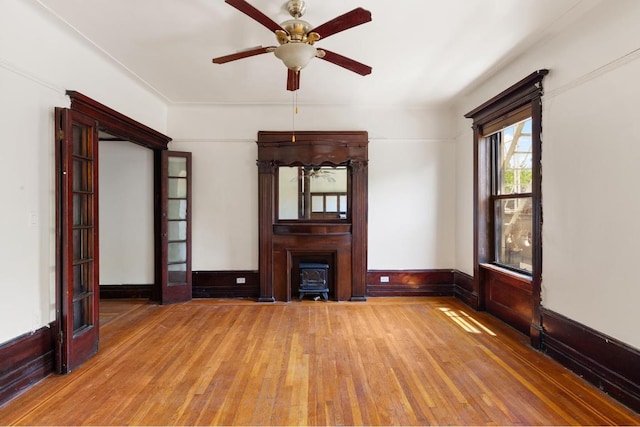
0;0;167;344
369;139;455;269
454;0;640;348
99;141;154;285
168;104;456;271
168;139;259;270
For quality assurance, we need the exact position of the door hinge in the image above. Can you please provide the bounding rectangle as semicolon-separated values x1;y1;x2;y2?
57;129;64;141
57;329;66;371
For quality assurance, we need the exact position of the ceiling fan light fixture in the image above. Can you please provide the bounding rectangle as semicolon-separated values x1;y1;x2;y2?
274;42;317;71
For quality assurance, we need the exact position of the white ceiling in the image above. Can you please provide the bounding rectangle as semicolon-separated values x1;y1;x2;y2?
36;0;594;107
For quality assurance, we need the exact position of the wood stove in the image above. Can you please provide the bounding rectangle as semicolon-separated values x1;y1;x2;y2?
298;263;329;301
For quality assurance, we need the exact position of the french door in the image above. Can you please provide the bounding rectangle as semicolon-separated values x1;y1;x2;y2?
55;105;191;374
160;151;192;304
55;108;100;373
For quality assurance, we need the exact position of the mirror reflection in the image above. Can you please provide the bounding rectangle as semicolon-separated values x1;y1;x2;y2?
278;166;348;220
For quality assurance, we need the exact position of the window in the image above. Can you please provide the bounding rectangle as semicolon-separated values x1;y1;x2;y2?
490;118;533;273
464;70;547;343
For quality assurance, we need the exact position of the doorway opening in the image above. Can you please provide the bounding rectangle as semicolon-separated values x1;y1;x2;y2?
55;91;191;373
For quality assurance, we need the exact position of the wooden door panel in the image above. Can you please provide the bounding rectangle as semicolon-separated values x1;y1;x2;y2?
55;107;100;373
160;151;192;304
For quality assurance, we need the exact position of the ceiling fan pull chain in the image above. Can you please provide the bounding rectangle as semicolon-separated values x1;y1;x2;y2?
292;89;298;143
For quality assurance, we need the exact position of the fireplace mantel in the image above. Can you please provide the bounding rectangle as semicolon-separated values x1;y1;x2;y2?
256;131;369;302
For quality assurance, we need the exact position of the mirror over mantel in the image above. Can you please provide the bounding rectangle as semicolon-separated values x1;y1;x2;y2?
256;131;369;302
278;165;348;220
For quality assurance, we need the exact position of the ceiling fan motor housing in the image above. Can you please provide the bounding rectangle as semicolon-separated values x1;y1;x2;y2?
286;0;306;18
280;19;312;42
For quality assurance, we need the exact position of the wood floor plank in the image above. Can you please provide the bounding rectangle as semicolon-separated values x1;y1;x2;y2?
1;297;638;426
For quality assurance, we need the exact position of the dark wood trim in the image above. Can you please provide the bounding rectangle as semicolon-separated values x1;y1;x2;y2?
529;95;544;348
465;70;548;348
367;270;454;297
480;264;532;336
153;149;163;302
100;285;154;299
192;271;260;299
257;131;368;302
273;223;351;235
542;308;640;413
257;131;368;166
453;270;474;306
350;160;368;301
67;91;171;150
65;92;173;306
0;323;55;406
464;70;549;124
257;160;276;302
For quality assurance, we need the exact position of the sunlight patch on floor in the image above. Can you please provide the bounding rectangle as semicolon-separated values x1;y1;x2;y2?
439;307;496;336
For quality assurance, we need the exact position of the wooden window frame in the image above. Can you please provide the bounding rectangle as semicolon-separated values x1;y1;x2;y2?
465;70;548;347
488;114;534;275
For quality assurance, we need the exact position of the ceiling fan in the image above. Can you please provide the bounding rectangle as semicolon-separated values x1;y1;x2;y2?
212;0;372;91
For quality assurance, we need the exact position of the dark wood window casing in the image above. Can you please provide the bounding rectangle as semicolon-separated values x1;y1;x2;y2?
257;131;368;302
465;70;548;347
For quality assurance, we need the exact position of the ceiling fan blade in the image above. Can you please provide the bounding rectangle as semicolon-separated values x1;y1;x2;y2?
309;7;371;39
225;0;285;33
318;49;372;76
212;46;273;64
287;69;300;91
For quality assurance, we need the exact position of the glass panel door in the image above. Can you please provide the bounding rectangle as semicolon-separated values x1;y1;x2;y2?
55;108;100;373
160;151;192;304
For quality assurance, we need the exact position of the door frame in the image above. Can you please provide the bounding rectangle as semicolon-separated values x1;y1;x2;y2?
55;91;172;372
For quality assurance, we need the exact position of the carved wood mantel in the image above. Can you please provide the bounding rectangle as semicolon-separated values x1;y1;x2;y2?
257;131;368;302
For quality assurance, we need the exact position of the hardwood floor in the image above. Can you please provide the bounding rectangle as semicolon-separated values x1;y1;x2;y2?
1;297;638;426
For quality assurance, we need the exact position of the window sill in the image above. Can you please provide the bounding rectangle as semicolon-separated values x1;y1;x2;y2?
479;263;532;285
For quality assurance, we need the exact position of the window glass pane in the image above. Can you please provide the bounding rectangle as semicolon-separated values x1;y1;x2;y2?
498;118;532;195
168;263;187;286
72;125;90;157
168;177;187;198
73;297;92;332
168;200;187;220
168;157;187;177
73;159;92;192
168;220;187;241
72;263;92;295
168;242;187;263
495;197;532;272
73;229;92;261
73;194;92;226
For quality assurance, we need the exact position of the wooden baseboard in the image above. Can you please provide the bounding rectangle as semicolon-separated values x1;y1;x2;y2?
100;284;154;299
193;271;259;299
453;270;474;306
542;308;640;413
366;270;454;297
0;323;55;406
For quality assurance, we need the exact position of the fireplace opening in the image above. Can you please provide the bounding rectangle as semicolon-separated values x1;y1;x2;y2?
298;263;329;301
